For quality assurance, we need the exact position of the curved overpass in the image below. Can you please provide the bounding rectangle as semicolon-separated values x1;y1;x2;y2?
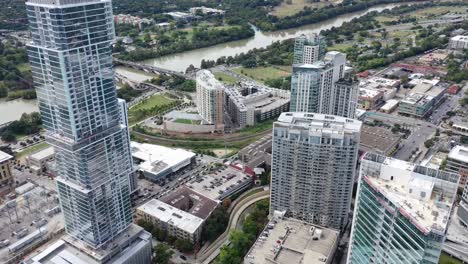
196;190;270;264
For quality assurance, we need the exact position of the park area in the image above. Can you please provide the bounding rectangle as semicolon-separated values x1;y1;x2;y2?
271;0;341;18
233;66;290;83
213;72;238;84
128;93;178;124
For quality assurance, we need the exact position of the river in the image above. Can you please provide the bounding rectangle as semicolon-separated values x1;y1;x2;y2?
0;98;38;125
2;3;407;123
143;3;406;72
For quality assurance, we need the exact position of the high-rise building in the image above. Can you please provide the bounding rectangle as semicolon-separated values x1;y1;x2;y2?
289;51;357;118
347;152;459;264
26;1;151;262
196;70;225;130
293;33;327;65
446;145;468;187
270;112;361;230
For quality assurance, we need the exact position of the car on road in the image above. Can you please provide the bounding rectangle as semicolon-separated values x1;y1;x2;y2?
180;255;187;261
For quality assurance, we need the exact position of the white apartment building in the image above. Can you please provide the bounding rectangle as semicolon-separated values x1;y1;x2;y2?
196;70;225;131
270;112;362;230
449;35;468;50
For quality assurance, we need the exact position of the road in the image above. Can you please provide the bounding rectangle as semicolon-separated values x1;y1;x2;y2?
132;129;272;145
365;111;437;161
195;190;270;264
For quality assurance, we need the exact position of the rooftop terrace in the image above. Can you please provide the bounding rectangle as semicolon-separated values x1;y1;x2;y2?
244;214;338;264
361;153;459;235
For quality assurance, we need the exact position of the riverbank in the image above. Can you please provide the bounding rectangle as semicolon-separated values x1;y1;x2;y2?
140;2;419;72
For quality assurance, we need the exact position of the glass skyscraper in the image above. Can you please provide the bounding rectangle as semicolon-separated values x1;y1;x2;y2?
347;153;459;264
26;0;133;248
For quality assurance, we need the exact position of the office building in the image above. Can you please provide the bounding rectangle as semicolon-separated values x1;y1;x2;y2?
196;70;225;130
398;83;446;118
347;153;459;264
290;51;357;118
0;150;13;187
25;0;152;261
244;211;339;264
26;146;55;175
293;33;327;65
270;112;361;230
446;145;468;186
449;35;468;50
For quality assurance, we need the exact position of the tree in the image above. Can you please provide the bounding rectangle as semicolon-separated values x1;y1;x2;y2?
1;130;16;142
153;243;173;264
174;239;194;253
0;83;7;98
202;206;229;242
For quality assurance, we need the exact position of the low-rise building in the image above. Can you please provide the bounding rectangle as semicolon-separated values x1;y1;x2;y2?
164;12;195;22
131;142;195;183
28;224;152;264
380;99;399;113
0;150;13;187
238;135;272;169
398;83;446;118
187;165;253;201
137;186;218;244
449;35;468;50
26;146;55;175
189;6;225;15
359;125;401;156
358;87;384;110
447;145;468;187
244;211;339;264
114;14;153;30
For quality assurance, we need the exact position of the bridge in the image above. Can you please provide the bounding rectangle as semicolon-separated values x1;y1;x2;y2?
114;72;164;92
113;58;186;78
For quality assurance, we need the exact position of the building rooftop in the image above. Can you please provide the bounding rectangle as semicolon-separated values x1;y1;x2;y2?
197;70;224;91
359;125;400;154
28;224;151;264
28;146;54;161
0;150;13;163
160;185;218;220
131;141;195;176
186;165;252;201
380;99;399;111
361;153;459;236
451;35;468;42
448;145;468;163
276;112;362;135
137;199;205;234
244;213;339;264
359;87;383;99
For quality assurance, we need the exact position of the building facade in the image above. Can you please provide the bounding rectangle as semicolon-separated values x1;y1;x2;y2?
0;151;13;187
196;70;225;130
449;35;468;50
290;51;357;118
270;112;361;230
347;153;459;264
293;33;327;65
446;145;468;187
26;0;140;251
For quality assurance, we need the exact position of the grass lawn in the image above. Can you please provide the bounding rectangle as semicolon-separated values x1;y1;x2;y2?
213;72;238;84
239;120;273;135
233;66;290;82
328;43;353;52
174;118;193;124
409;6;453;19
439;253;463;264
272;0;329;18
374;15;397;23
17;63;31;73
129;94;174;112
16;141;49;159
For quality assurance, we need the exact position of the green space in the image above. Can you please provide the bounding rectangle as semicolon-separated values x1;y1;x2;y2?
174;118;193;124
213;72;238;85
239;120;274;135
16;142;49;159
233;66;290;83
17;63;31;73
129;94;174;112
272;0;329;18
409;6;454;19
374;15;397;23
128;93;180;125
328;43;354;53
439;253;463;264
